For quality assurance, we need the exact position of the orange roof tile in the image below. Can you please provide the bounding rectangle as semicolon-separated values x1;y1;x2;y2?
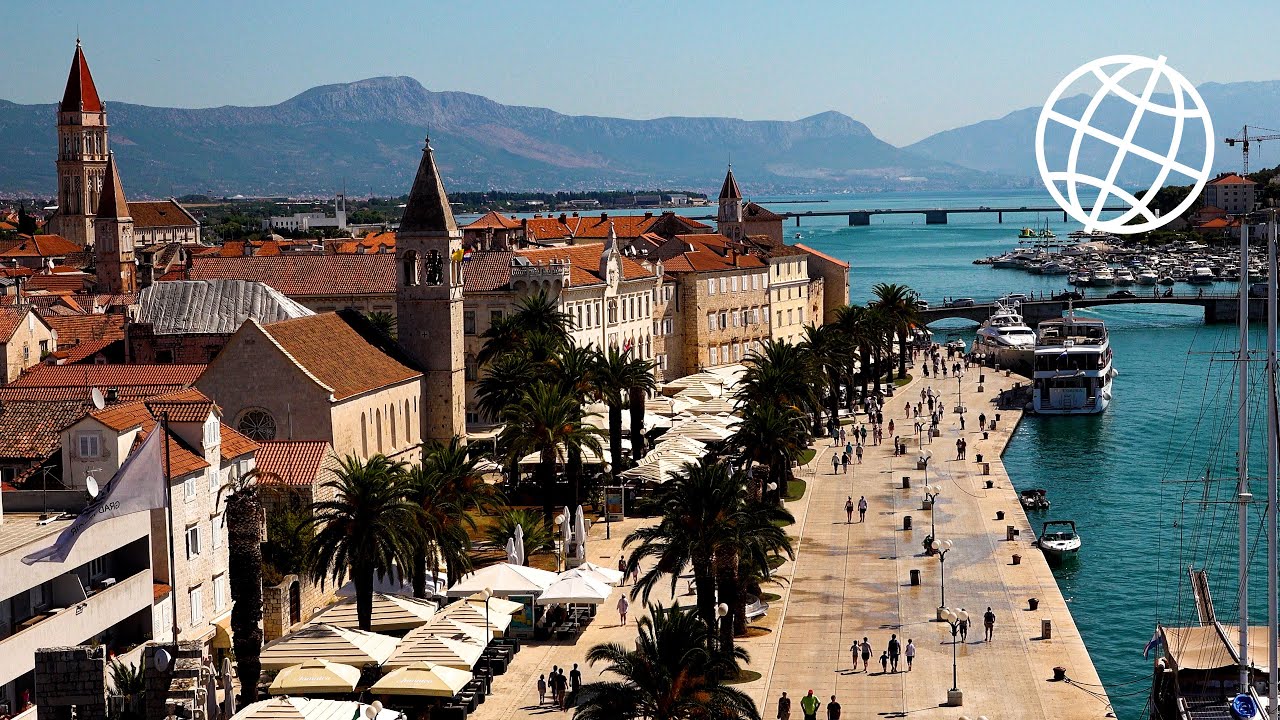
254;440;333;487
220;424;259;461
7;363;205;390
0;234;82;258
25;274;93;294
793;243;851;269
260;313;421;400
190;255;396;297
0;399;90;459
41;313;126;348
1209;174;1257;185
0;306;32;341
60;42;103;113
464;211;521;231
127;200;198;229
516;243;657;286
61;338;121;363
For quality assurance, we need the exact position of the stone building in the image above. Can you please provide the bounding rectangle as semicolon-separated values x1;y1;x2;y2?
127;200;201;247
196;311;424;462
461;211;523;250
0;235;84;271
1203;173;1258;215
188;254;396;315
794;243;850;323
0;307;57;383
765;245;817;346
48;41;108;248
92;153;136;295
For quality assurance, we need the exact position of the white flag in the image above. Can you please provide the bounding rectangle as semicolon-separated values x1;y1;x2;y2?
23;427;167;564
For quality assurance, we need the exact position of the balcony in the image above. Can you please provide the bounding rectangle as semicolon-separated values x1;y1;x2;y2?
0;569;153;687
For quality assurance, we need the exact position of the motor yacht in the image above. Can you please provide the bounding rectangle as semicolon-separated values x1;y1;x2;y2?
974;302;1037;371
1031;312;1114;414
1038;520;1081;559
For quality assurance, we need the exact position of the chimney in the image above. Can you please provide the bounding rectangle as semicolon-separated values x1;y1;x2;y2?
105;387;119;403
559;213;568;224
644;212;653;220
600;212;608;221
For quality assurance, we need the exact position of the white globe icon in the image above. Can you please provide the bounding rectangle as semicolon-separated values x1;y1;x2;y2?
1035;54;1215;235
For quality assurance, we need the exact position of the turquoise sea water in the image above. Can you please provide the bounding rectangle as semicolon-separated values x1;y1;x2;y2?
739;189;1265;720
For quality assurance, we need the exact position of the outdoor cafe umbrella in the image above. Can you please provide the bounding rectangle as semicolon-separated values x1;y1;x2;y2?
259;623;399;671
268;659;361;696
222;658;236;719
461;591;524;616
504;538;518;565
383;628;484;671
559;566;618;587
444;562;557;597
514;524;526;566
232;698;398;720
537;575;611;605
316;592;437;633
370;662;472;699
206;671;219;720
437;599;513;636
575;561;624;585
619;457;686;485
574;506;587;560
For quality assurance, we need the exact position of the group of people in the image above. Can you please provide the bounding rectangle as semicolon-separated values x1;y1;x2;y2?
843;495;867;523
776;690;841;720
846;634;915;674
536;663;582;711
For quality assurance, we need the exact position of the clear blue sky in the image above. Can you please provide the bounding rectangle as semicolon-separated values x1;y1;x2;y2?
4;0;1278;146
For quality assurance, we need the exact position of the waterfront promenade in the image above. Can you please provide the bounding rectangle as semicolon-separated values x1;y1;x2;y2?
471;368;1113;719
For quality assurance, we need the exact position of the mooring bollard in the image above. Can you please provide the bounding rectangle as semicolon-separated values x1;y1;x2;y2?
996;510;1005;520
985;479;994;489
1012;553;1021;565
1053;666;1066;681
1029;597;1039;611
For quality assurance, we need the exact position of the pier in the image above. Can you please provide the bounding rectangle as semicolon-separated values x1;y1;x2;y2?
470;369;1112;719
690;205;1132;226
920;292;1262;325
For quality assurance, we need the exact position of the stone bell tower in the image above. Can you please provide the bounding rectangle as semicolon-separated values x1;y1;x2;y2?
716;164;744;241
396;137;465;443
50;40;109;247
93;152;136;295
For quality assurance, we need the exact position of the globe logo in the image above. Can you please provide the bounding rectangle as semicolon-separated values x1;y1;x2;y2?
1035;54;1214;235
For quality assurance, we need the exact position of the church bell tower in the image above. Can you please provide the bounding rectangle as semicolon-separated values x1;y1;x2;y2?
50;40;109;247
716;164;744;241
396;137;466;443
94;152;136;294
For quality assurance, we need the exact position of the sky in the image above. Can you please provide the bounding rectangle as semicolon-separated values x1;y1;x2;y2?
4;0;1279;146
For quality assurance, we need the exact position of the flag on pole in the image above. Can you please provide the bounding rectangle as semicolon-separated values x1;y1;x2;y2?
1143;630;1163;658
23;428;167;564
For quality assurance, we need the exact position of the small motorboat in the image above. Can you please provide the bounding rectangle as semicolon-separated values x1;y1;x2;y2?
1019;489;1050;510
945;339;966;353
1037;520;1081;559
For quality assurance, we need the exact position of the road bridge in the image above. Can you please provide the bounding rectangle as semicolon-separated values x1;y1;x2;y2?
689;205;1132;226
919;292;1259;325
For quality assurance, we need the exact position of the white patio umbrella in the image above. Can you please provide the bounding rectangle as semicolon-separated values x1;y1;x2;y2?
371;661;472;698
619;458;685;485
384;627;485;670
574;506;587;560
537;575;611;605
445;562;558;597
559;566;617;587
259;623;399;671
460;591;525;616
504;538;518;565
205;671;218;720
222;659;236;719
268;659;361;696
514;524;526;566
576;561;625;584
667;418;734;442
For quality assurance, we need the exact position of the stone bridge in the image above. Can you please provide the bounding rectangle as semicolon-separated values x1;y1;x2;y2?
919;293;1257;325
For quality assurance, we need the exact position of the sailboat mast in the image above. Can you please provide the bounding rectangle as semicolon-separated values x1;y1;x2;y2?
1269;208;1279;717
1238;220;1252;696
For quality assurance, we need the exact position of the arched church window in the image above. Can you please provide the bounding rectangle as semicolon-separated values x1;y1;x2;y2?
425;250;444;285
237;408;277;441
403;250;420;286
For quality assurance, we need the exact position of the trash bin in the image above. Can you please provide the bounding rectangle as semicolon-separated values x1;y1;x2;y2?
1012;553;1021;565
1041;618;1053;639
996;510;1005;520
982;462;991;475
904;515;913;531
1028;597;1039;611
1006;525;1016;541
902;476;911;489
910;568;921;585
922;499;933;511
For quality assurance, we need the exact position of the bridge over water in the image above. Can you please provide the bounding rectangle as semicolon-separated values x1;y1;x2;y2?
690;205;1132;226
919;292;1261;325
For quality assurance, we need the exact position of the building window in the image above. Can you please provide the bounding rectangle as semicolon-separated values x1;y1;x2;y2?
186;525;201;558
719;311;728;329
708;314;716;331
403;250;420;286
189;585;203;626
405;400;412;444
463;311;476;335
39;339;49;356
184;475;197;502
213;575;226;613
664;318;673;335
608;301;618;324
710;346;720;365
708;279;716;295
657;354;667;370
88;556;108;581
361;412;368;457
237;409;277;441
77;432;101;459
465;360;478;381
732;275;739;292
212;514;224;549
376;409;384;453
720;277;727;293
490;309;503;326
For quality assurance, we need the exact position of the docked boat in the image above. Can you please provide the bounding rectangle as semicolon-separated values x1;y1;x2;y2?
1019;489;1050;511
1188;266;1216;284
1037;520;1080;558
1114;268;1135;285
1031;312;1115;414
1091;268;1115;286
1018;227;1036;239
1136;269;1159;285
1158;275;1176;286
973;302;1036;371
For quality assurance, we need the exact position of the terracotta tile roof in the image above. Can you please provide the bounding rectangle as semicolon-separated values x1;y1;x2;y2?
793;243;850;269
6;363;206;391
96;153;130;219
1209;174;1257;185
42;313;126;348
0;385;186;403
333;232;396;254
719;167;742;200
60;42;102;113
220;424;259;461
260;313;421;400
743;202;784;221
0;306;30;341
25;274;94;294
463;250;514;293
516;243;657;286
651;236;767;273
0;234;82;258
254;440;332;487
190;255;396;297
60;338;122;364
156;269;187;282
464;211;521;231
0;399;90;459
162;433;210;477
127;200;198;229
523;217;573;241
0;267;34;278
1197;217;1233;229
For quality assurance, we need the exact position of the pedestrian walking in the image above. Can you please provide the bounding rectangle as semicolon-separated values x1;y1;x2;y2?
984;607;996;641
618;557;627;585
905;639;916;671
840;427;847;444
849;640;860;670
888;419;894;435
879;651;889;674
800;690;820;720
960;438;967;459
956;438;963;460
958;610;969;642
845;441;853;457
549;666;562;707
861;638;872;670
832;453;840;475
537;674;547;705
569;663;582;704
558;668;569;710
845;496;854;524
857;496;868;523
842;453;850;474
860;425;868;443
855;445;863;464
777;692;792;720
888;634;901;672
959;413;965;430
978;412;987;429
617;594;629;626
826;695;841;720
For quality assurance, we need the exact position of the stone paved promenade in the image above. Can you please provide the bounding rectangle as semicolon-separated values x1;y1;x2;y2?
472;367;1114;719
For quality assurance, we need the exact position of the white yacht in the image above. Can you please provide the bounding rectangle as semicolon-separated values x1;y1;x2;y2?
1136;269;1159;285
1188;266;1216;285
1114;268;1135;285
1090;267;1115;286
1031;312;1115;414
974;302;1037;371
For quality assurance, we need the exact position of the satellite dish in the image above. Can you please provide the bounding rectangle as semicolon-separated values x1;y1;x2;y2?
154;647;172;672
85;476;99;498
90;388;106;410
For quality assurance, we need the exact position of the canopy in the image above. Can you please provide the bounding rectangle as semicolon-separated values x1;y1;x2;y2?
384;627;485;671
646;396;699;416
1161;624;1273;673
619;457;686;485
461;592;524;616
371;661;472;698
446;562;558;597
666;418;734;442
674;383;723;401
537;574;612;605
576;561;625;585
436;599;513;636
268;659;361;696
518;443;607;466
338;566;445;599
559;566;621;587
232;698;400;720
685;397;739;415
662;372;729;396
418;616;494;646
315;593;437;632
651;436;707;456
260;623;399;671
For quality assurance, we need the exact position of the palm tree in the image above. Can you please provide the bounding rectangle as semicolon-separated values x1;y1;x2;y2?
307;454;422;631
108;660;145;720
716;501;793;645
729;402;809;504
800;324;846;435
551;344;601;503
404;437;501;597
575;602;759;720
484;508;557;564
737;339;820;418
872;282;923;379
834;304;887;406
219;467;275;703
592;347;657;471
364;310;397;341
478;290;572;365
498;381;603;522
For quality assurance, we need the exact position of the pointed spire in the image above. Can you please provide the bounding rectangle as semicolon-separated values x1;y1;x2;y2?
60;40;103;113
719;164;742;201
96;152;130;219
399;136;458;235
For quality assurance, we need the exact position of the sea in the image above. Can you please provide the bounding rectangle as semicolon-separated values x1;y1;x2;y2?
651;189;1266;720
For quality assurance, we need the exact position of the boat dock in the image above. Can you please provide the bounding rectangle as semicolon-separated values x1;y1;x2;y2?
470;368;1113;719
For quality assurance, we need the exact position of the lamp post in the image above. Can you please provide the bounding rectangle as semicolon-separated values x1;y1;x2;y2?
481;587;492;649
766;481;778;505
715;602;729;652
931;538;953;617
924;485;943;537
554;514;566;572
939;607;969;706
955;368;965;415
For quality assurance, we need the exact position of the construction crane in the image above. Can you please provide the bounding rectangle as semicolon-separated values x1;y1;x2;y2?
1224;125;1280;174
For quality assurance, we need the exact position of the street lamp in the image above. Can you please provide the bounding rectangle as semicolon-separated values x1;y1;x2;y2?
766;481;779;505
939;607;969;707
955;368;966;415
923;485;943;537
554;514;566;572
931;538;953;617
715;602;730;650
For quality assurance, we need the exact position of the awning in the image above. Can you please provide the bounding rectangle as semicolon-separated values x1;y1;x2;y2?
445;562;558;597
260;623;400;671
537;575;612;605
435;600;513;637
212;614;233;649
371;662;472;698
383;627;485;671
268;659;361;696
314;593;437;633
1161;624;1272;673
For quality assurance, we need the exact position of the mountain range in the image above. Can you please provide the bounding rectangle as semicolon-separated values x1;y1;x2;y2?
0;75;1274;197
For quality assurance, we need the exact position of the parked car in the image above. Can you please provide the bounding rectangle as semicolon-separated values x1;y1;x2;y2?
1053;291;1084;301
916;300;931;310
1001;293;1028;304
1107;290;1137;299
946;298;976;308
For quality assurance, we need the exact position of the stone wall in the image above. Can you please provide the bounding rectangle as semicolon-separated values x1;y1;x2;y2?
143;641;204;720
262;575;334;642
33;646;106;720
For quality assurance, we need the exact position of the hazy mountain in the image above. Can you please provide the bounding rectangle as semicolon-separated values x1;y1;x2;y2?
907;81;1280;184
0;76;1005;197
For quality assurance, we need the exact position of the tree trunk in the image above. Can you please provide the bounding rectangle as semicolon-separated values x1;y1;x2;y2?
898;326;910;378
538;449;556;524
828;372;842;427
226;491;264;703
693;560;717;652
608;403;623;473
354;565;375;631
412;551;428;599
567;446;583;508
628;387;646;461
714;552;738;656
